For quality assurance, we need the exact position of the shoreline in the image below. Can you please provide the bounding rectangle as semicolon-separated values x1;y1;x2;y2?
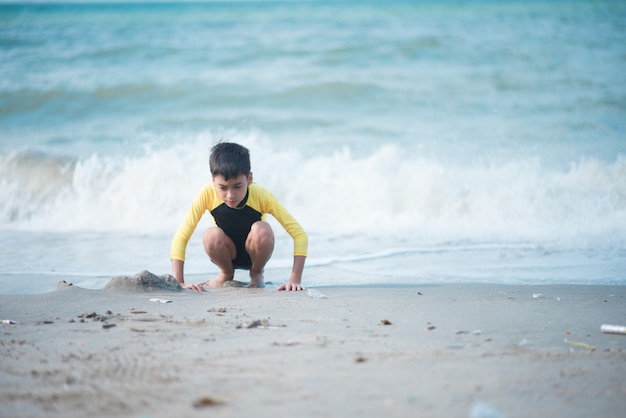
2;268;625;296
1;282;625;417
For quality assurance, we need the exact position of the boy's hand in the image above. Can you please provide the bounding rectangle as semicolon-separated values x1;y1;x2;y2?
280;256;306;291
278;282;306;291
182;283;206;292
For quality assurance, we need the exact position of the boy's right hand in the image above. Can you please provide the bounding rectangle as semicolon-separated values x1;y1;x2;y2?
182;283;206;292
172;260;205;292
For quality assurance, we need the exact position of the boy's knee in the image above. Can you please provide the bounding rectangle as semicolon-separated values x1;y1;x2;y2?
203;227;227;251
249;222;274;246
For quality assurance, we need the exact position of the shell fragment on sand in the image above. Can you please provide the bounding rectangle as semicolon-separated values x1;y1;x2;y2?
601;324;626;335
149;298;173;304
306;288;328;299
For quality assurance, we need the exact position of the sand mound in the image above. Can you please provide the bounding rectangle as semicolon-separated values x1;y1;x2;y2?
104;270;183;292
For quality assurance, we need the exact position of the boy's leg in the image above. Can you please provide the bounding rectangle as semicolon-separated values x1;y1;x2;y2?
203;227;236;287
246;221;275;288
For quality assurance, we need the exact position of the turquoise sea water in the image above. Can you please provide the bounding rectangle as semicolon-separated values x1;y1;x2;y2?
1;1;625;293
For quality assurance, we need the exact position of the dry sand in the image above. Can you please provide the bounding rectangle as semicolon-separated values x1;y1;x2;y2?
1;275;625;418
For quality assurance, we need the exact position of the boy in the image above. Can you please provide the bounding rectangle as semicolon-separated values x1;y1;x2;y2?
170;142;308;292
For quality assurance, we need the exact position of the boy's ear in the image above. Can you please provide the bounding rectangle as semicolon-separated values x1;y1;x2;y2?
248;172;253;184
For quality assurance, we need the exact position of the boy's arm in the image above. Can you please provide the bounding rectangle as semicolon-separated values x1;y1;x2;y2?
253;184;307;290
170;185;214;292
171;259;205;292
278;255;306;291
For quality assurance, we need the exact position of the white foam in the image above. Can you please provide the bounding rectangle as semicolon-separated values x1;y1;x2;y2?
2;135;625;251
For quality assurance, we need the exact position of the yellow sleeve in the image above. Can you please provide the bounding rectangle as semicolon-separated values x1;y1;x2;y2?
251;184;308;257
170;185;217;261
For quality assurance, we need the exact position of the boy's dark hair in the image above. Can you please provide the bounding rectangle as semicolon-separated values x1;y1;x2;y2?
209;142;251;180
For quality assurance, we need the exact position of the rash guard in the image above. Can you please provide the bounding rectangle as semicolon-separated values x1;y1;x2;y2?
170;183;307;262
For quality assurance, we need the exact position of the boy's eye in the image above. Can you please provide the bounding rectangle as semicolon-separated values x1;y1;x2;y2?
218;184;243;191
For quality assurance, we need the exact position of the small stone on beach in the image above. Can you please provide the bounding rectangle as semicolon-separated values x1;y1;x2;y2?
57;280;73;289
193;396;224;408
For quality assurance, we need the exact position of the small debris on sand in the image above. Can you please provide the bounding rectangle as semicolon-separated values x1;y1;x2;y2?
193;396;224;408
57;280;73;289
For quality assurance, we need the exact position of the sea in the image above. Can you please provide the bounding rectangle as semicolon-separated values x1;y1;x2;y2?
1;0;625;294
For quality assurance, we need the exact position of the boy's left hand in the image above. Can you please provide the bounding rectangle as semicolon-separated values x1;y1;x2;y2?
278;282;306;291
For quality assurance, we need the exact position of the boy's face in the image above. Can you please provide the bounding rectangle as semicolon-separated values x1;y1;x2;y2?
213;173;252;208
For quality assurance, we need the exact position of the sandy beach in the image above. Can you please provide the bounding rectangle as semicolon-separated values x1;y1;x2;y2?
1;275;625;418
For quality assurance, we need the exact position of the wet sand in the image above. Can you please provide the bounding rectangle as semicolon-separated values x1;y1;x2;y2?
1;278;625;418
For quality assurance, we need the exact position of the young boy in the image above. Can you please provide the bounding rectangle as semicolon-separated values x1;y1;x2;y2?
170;142;308;292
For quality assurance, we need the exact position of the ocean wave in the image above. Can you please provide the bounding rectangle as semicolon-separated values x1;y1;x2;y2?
275;81;386;102
0;83;183;117
2;137;625;251
0;150;76;223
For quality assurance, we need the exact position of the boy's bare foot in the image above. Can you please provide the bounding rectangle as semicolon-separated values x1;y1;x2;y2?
204;272;234;288
248;270;265;288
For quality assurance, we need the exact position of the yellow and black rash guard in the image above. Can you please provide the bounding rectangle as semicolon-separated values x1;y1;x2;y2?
170;183;307;263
